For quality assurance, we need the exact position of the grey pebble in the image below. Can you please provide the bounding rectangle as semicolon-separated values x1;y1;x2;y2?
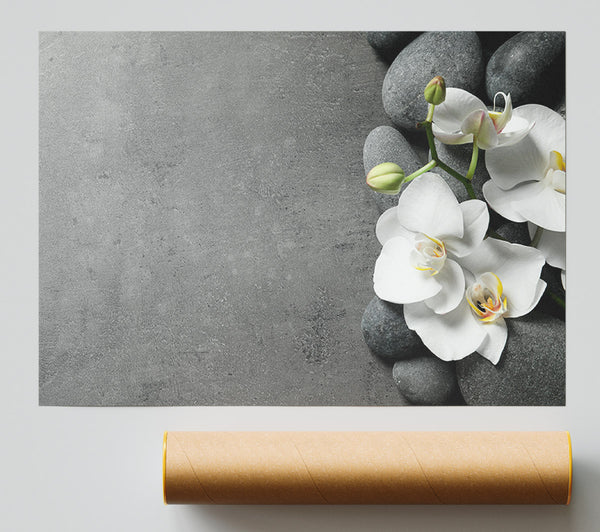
392;355;460;405
536;264;565;320
477;31;519;65
383;31;484;130
363;125;427;212
486;31;565;107
494;221;531;246
366;32;421;62
361;295;428;361
456;312;565;405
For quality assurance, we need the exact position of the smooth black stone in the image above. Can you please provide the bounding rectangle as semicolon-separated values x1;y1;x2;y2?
556;99;566;119
392;355;460;405
361;296;428;361
383;32;484;130
366;32;421;62
363;125;427;213
486;32;565;107
536;264;566;320
495;221;531;246
477;32;519;66
456;312;565;405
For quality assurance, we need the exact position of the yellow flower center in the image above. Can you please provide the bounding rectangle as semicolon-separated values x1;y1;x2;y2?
545;150;566;194
466;272;507;323
410;234;446;276
549;150;566;172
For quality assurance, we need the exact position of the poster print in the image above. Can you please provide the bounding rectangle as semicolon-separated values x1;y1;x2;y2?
39;32;565;406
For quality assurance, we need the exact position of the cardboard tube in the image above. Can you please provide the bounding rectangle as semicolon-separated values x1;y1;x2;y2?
163;431;572;505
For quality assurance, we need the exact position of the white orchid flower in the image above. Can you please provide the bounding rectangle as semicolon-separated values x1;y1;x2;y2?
432;88;534;150
527;222;565;271
528;222;565;290
404;238;546;365
373;173;489;315
483;105;565;232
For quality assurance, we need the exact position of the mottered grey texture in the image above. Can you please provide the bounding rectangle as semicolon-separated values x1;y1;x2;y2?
39;32;409;406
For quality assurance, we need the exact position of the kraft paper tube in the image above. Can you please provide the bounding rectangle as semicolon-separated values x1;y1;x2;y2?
163;431;572;505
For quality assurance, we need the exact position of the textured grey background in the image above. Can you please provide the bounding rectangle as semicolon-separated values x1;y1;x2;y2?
39;32;408;406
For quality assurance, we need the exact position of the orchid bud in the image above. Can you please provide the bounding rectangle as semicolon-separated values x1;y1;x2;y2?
366;162;405;194
424;76;446;105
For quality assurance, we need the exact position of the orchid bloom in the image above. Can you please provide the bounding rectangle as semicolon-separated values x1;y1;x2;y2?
432;88;534;150
373;173;489;315
404;238;546;365
483;105;565;233
528;222;566;289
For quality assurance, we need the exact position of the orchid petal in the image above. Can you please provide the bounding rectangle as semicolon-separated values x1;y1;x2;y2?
528;223;566;270
512;185;565;232
424;258;465;314
483;178;565;231
445;200;489;258
430;126;474;145
505;279;547;318
373;236;442;304
404;299;486;362
485;135;546;190
458;238;545;319
495;115;535;147
552;170;566;194
476;318;508;365
375;206;412;246
433;88;488;134
473;112;499;150
460;108;500;150
461;109;486;136
513;104;565;155
396;173;464;239
485;105;564;190
482;180;530;222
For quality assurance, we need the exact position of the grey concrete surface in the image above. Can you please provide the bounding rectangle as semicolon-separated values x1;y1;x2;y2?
39;32;409;405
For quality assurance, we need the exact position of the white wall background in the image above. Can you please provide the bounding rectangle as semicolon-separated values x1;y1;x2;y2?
2;1;598;530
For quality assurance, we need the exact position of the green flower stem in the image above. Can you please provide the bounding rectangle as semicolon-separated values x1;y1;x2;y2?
425;103;435;123
425;121;438;160
436;160;477;200
466;140;479;180
530;225;544;247
423;121;476;200
403;159;437;183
